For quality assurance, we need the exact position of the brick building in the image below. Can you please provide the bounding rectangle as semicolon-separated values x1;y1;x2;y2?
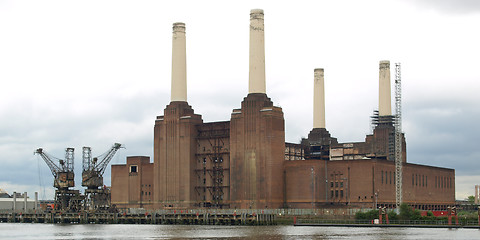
111;9;455;210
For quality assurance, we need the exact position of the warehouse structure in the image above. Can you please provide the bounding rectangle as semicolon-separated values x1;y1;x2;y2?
111;9;455;210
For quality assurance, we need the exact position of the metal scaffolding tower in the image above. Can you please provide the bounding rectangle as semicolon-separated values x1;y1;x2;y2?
195;123;230;208
394;62;403;211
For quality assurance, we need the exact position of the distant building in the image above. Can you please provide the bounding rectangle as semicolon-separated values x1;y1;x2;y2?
0;189;10;198
111;9;455;210
0;191;38;211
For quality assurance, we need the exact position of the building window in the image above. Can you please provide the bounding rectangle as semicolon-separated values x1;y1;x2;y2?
330;181;333;188
422;175;425;187
412;174;414;186
335;182;338;188
129;165;138;173
340;190;344;198
390;171;392;184
331;190;334;198
335;190;339;198
340;182;344;188
381;171;384;184
426;176;428;187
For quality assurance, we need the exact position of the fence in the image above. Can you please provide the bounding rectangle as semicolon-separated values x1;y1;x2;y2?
297;218;480;226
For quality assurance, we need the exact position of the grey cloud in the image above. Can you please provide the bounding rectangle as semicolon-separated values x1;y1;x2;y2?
404;97;480;176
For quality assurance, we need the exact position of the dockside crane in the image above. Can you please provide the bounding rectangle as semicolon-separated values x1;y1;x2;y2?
82;143;123;211
35;148;83;212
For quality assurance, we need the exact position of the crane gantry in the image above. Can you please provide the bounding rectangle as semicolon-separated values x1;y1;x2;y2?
35;147;83;212
82;143;123;211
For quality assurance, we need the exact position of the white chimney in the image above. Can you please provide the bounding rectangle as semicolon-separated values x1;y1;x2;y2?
379;60;391;116
313;68;326;129
249;9;266;94
171;22;187;102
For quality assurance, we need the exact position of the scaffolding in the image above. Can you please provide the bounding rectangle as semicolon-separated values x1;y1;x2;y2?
195;122;230;208
394;62;403;211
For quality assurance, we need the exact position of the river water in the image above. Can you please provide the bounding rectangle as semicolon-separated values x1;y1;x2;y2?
0;223;479;239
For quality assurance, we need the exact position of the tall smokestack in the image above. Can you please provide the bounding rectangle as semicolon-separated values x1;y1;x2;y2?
313;68;326;129
171;22;187;102
249;9;266;94
379;60;391;116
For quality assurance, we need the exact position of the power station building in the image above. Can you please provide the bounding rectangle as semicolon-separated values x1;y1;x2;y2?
111;9;455;211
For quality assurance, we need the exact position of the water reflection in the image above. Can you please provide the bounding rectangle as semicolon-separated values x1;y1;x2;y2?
0;223;478;240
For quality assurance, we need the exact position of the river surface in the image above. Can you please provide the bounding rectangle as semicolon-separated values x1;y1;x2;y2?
0;223;479;239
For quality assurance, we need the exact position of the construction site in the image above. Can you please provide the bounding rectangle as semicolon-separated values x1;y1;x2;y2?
110;9;455;212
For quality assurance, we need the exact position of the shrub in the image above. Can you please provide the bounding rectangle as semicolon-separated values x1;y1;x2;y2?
355;209;379;220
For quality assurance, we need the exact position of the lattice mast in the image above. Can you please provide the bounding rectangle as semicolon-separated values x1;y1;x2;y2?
394;62;403;211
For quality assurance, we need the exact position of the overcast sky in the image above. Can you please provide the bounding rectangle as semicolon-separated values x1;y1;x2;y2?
1;0;479;201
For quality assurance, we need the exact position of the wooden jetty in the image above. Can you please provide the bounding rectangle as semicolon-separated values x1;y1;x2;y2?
0;212;275;225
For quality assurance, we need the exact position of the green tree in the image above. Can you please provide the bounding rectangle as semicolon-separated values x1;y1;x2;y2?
466;195;475;203
387;210;398;221
398;203;422;220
